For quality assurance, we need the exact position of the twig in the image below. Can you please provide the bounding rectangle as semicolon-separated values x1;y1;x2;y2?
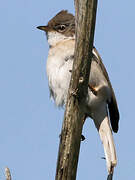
5;167;12;180
107;173;113;180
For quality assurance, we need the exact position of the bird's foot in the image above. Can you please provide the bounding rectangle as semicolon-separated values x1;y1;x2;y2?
70;88;78;97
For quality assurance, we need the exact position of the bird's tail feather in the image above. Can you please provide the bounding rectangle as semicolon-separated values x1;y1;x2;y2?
98;116;117;173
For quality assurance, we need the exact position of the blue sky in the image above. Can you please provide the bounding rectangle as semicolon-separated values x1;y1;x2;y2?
0;0;134;179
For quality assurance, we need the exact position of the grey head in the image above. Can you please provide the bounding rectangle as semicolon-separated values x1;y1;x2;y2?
37;10;75;37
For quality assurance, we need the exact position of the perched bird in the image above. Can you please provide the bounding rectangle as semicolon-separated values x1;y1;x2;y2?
37;10;119;175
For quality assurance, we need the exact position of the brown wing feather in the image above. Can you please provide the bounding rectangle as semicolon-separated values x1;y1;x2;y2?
92;47;119;133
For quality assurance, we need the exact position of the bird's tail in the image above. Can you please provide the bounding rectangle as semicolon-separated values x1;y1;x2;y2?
98;116;117;174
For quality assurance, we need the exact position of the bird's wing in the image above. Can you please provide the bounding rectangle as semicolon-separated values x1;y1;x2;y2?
92;47;119;133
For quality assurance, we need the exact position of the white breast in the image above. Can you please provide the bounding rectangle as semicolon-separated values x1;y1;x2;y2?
46;40;75;106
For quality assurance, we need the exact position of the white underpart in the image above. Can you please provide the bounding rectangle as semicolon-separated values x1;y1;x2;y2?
46;32;75;106
46;32;117;173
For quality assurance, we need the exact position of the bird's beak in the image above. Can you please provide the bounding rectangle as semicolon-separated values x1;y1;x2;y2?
37;26;50;32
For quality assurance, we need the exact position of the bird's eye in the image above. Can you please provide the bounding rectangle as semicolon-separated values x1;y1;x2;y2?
57;25;66;32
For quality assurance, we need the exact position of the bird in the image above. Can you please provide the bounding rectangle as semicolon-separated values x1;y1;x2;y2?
37;10;119;175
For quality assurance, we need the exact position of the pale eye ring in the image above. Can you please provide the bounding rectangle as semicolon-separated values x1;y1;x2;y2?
57;25;66;32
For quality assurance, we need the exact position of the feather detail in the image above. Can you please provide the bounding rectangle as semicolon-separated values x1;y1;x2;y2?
92;47;119;133
98;116;117;173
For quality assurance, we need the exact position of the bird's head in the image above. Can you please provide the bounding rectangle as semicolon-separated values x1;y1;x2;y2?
37;10;75;46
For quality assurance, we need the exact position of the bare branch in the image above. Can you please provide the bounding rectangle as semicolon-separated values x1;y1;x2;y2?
55;0;98;179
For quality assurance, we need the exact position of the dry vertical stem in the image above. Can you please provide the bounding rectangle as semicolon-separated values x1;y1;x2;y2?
55;0;98;180
5;167;12;180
